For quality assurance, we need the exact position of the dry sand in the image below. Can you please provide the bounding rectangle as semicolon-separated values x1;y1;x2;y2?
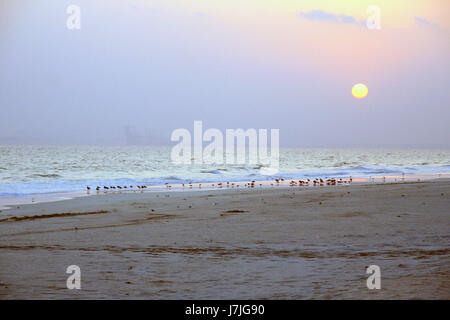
0;179;449;299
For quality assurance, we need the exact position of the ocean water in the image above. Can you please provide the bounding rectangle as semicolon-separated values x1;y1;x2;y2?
0;145;449;196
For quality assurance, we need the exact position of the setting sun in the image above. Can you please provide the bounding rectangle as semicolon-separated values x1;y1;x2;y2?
352;83;368;99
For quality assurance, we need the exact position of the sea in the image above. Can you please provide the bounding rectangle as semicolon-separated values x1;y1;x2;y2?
1;145;449;197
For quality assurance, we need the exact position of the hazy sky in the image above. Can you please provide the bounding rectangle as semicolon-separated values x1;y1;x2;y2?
0;0;449;147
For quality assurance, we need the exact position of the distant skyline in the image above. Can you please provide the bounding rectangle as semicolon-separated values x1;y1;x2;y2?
0;0;449;147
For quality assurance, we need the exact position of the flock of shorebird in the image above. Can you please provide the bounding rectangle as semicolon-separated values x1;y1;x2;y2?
86;185;146;191
86;177;353;192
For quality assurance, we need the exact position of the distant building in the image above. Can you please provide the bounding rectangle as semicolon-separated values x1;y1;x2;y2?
124;125;165;146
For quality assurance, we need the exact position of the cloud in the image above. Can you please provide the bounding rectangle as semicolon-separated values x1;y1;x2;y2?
415;16;439;29
300;10;365;27
415;16;448;36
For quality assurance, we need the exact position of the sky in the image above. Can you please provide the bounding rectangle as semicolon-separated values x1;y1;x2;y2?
0;0;449;147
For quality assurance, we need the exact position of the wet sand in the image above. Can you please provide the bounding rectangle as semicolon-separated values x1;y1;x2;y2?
0;179;449;299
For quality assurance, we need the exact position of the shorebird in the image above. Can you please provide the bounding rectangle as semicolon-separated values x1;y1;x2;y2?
86;186;91;191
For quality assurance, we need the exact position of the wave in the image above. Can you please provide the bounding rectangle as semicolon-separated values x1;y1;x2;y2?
200;170;223;174
0;164;449;197
26;174;62;178
162;176;183;181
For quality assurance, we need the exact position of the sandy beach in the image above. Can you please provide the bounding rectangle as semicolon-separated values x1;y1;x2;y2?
0;179;449;299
